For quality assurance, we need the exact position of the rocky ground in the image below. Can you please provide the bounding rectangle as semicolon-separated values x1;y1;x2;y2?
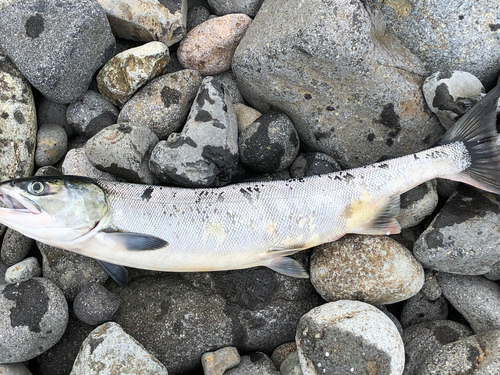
0;0;499;374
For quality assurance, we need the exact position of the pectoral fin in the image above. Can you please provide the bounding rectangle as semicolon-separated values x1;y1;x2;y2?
265;256;309;278
96;231;169;251
97;260;128;288
350;195;401;235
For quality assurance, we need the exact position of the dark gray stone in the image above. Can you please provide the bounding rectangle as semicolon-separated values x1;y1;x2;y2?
187;5;211;31
224;353;280;375
1;229;34;266
213;70;245;104
400;290;448;329
207;0;264;17
290;152;341;178
36;96;73;137
35;123;68;167
73;283;120;326
398;180;438;229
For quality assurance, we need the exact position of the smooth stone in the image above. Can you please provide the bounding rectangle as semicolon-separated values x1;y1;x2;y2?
35;124;68;167
1;229;34;266
97;0;187;47
85;123;159;184
289;152;342;179
73;283;120;326
296;300;405;375
66;90;119;138
484;262;500;281
118;69;203;140
400;290;448;329
271;342;297;369
397;180;438;229
0;0;115;103
207;0;263;17
310;234;424;304
5;257;42;284
97;41;170;107
224;353;280;375
0;363;33;375
202;346;240;374
419;269;442;301
178;14;252;75
280;351;303;375
36;96;72;137
70;322;168;375
187;4;211;31
233;103;262;133
35;165;62;177
61;148;118;181
0;278;68;363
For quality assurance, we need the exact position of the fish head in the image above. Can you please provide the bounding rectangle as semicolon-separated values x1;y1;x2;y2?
0;176;108;245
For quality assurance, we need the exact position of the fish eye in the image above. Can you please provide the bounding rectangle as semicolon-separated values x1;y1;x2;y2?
28;181;45;195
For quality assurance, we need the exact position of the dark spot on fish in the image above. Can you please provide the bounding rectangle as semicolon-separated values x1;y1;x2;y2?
25;14;45;38
161;86;181;107
195;110;213;123
13;110;25;124
141;186;154;201
326;106;335;111
168;136;197;149
345;173;354;180
458;15;464;20
117;123;132;134
304;93;312;100
89;336;105;355
400;183;428;209
196;87;215;107
367;133;375;141
334;175;342;181
378;163;389;169
386;138;394;146
489;24;500;31
1;112;8;119
240;187;251;197
414;154;420;160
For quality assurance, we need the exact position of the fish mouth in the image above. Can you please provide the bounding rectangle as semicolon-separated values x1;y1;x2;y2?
0;189;41;214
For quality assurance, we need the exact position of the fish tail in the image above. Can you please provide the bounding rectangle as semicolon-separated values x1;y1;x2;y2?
438;84;500;194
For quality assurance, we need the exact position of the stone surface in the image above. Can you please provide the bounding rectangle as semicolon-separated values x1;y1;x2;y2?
400;289;448;329
1;229;34;266
73;283;120;326
310;234;424;304
5;257;42;284
0;278;68;363
289;152;342;179
280;351;303;375
0;363;33;375
97;41;170;107
271;342;297;369
178;13;252;75
202;346;240;374
187;4;211;31
61;148;118;181
233;103;262;133
212;71;245;104
36;96;72;137
0;0;115;103
35;124;68;167
233;0;442;168
224;353;280;375
397;180;438;229
208;0;264;17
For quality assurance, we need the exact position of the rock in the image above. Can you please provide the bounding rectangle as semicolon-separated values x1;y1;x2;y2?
413;186;500;274
484;262;500;281
97;0;187;47
400;290;448;329
35;165;62;177
310;234;424;304
0;278;68;363
97;41;170;107
239;111;300;173
187;5;211;31
5;257;42;284
61;148;118;181
224;353;280;375
85;123;159;184
280;351;303;375
73;283;120;326
1;229;34;266
70;322;168;375
202;346;240;374
178;14;252;75
207;0;264;17
397;180;438;229
233;0;442;168
402;320;473;375
296;300;405;375
35;124;68;167
212;71;245;104
271;342;297;369
149;76;239;187
422;71;485;129
0;363;33;375
66;91;119;138
118;69;203;139
290;152;342;178
379;1;500;87
378;305;404;337
438;273;500;333
0;52;37;181
0;0;115;103
36;96;72;137
233;103;262;133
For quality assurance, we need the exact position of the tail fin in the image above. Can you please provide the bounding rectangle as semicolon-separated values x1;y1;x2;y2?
438;85;500;194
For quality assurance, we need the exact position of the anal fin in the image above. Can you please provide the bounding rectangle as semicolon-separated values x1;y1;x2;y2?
265;255;309;278
351;195;401;235
97;260;128;288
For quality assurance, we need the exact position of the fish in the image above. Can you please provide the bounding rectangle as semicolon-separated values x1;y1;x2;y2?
0;86;500;287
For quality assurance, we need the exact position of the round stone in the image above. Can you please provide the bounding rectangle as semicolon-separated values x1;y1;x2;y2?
73;282;120;325
5;257;42;284
35;123;68;167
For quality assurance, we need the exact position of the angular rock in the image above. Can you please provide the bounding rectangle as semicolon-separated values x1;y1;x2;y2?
118;69;203;139
202;346;240;375
70;322;168;375
73;283;120;326
187;4;211;31
35;124;68;167
97;41;170;107
0;278;68;363
233;0;442;168
397;180;438;229
149;76;239;187
296;300;404;375
208;0;264;17
5;257;42;284
213;71;245;104
61;148;118;181
290;152;342;178
224;353;280;375
233;103;262;133
178;14;252;75
310;234;424;304
1;229;34;266
0;0;115;103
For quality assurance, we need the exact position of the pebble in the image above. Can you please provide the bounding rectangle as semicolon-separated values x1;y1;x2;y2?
149;76;239;187
202;346;241;374
97;41;170;107
0;0;115;103
289;152;342;178
66;90;119;138
208;0;264;17
97;0;187;47
118;69;203;140
310;234;424;304
234;103;262;133
397;180;438;229
1;229;34;266
0;363;33;375
280;351;303;375
239;111;300;173
36;96;73;137
35;123;68;167
35;165;62;177
73;283;120;326
224;352;280;375
5;257;42;284
400;289;448;329
178;14;253;75
70;322;168;375
271;342;297;369
61;148;118;181
188;5;211;31
0;278;68;363
85;123;159;184
296;300;405;375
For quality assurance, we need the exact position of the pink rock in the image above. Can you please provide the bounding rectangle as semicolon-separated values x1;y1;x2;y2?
178;13;252;75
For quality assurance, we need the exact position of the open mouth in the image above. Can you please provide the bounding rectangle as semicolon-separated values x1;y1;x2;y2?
0;190;41;214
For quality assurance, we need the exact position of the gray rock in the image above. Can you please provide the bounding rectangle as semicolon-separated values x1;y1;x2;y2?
377;305;404;337
118;69;203;140
224;353;280;375
61;147;118;181
290;152;342;178
0;0;115;103
0;278;68;363
420;269;442;301
233;103;262;133
239;111;299;173
36;96;73;137
400;290;448;329
149;76;239;187
1;229;34;266
5;257;42;284
66;91;119;138
397;180;438;229
202;346;240;374
484;262;500;281
35;165;62;176
70;322;168;375
233;0;443;169
0;363;33;375
35;124;68;167
85;123;159;184
438;273;500;333
208;0;264;16
280;351;303;375
73;283;120;326
414;186;500;274
436;178;461;200
296;300;404;375
402;320;473;375
213;71;245;104
187;5;211;31
271;342;297;369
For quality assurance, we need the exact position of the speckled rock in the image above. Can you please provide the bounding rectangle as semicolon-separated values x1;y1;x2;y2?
0;0;115;103
178;14;252;75
485;262;500;281
187;5;211;31
70;322;168;375
202;346;240;375
66;90;119;138
118;69;203;139
0;278;68;363
5;257;42;284
1;229;34;266
97;41;170;107
397;180;438;229
73;283;120;326
224;353;280;375
280;351;303;375
0;363;33;375
36;96;72;137
97;0;187;47
208;0;264;17
296;300;405;375
149;76;238;187
271;342;297;369
85;123;159;184
61;148;118;181
233;103;262;133
213;71;245;104
310;234;424;304
290;152;342;179
35;124;68;167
